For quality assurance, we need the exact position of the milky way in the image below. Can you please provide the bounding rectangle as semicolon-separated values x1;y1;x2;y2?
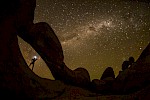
18;0;150;80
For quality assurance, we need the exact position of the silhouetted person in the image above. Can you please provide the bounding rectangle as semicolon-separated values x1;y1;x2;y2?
129;56;135;65
29;56;37;71
122;56;135;71
122;61;130;71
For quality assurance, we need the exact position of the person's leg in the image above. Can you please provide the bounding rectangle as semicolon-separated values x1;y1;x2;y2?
29;63;32;67
32;64;34;71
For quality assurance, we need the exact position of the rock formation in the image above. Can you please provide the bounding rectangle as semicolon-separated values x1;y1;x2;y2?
113;43;150;94
100;67;115;80
91;79;107;93
17;22;90;88
91;67;115;94
0;0;90;99
0;0;65;99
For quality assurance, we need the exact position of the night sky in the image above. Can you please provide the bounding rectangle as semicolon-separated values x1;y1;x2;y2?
18;0;150;80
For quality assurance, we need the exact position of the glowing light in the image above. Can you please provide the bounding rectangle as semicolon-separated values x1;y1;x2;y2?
33;56;37;59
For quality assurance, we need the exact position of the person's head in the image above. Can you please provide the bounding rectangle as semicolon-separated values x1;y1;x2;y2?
129;56;135;64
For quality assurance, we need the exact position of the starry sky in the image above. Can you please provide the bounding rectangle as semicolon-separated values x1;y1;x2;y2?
18;0;150;80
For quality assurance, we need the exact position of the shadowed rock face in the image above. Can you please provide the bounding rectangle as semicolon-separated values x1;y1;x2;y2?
136;43;150;65
0;0;65;99
18;22;64;67
0;0;90;98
